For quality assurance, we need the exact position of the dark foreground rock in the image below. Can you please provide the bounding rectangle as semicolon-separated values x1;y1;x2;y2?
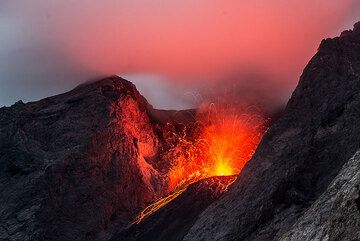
183;22;360;241
280;151;360;241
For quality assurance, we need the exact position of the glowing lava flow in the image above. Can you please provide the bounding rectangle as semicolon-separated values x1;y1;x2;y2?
133;186;187;224
133;176;237;224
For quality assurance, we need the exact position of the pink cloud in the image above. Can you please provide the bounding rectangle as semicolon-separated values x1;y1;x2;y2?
1;0;359;108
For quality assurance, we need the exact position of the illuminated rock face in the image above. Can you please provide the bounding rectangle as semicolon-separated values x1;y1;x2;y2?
184;22;360;241
0;76;171;240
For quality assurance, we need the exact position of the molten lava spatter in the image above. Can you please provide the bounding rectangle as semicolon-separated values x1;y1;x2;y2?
133;103;266;224
165;104;267;191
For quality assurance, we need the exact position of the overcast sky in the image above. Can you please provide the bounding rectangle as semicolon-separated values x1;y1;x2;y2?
1;1;359;109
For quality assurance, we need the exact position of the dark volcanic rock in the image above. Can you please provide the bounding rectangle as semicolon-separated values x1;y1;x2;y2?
0;76;174;241
184;22;360;241
111;176;236;241
280;151;360;241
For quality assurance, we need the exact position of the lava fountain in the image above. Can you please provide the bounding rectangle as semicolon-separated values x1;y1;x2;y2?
165;103;268;191
134;103;267;224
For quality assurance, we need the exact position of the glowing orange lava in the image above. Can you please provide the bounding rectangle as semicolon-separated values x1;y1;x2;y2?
133;103;267;224
165;104;267;191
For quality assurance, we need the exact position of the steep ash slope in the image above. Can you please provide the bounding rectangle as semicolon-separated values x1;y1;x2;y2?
184;22;360;241
0;76;172;240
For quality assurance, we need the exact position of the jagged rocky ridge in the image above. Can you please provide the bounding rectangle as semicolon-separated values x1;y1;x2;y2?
183;22;360;241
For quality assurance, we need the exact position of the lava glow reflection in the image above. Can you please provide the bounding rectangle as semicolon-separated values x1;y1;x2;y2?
165;104;267;191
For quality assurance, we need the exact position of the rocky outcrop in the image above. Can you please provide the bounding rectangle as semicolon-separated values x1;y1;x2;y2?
183;22;360;241
0;76;175;241
280;150;360;241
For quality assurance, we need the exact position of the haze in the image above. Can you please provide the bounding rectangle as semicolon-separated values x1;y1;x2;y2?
1;0;359;109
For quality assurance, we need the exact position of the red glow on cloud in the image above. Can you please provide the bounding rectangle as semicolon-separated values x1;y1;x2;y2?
1;0;359;108
52;1;356;81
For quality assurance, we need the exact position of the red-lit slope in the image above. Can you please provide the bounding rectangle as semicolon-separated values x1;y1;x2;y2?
0;76;173;240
